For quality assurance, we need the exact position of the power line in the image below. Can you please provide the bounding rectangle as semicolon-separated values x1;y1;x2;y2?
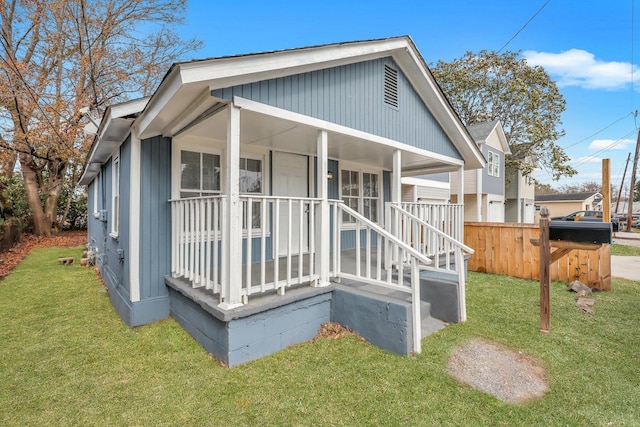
497;0;551;53
561;112;633;150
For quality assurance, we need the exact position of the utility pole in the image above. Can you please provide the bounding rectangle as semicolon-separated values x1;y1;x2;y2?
615;153;631;214
628;131;640;231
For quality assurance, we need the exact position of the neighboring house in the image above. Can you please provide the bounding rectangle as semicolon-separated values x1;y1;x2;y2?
505;163;536;224
401;174;450;204
80;36;484;366
535;191;603;220
450;120;511;222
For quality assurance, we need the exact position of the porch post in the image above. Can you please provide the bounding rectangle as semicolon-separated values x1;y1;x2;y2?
475;168;481;221
392;150;402;204
220;104;243;309
314;130;330;286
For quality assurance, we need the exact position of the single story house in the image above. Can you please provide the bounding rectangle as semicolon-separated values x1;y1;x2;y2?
80;36;484;366
535;191;603;220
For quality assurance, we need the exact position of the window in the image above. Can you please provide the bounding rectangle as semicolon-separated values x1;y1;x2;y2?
384;65;399;108
341;169;380;223
111;153;120;237
240;157;263;229
488;151;500;177
92;173;100;219
180;150;220;198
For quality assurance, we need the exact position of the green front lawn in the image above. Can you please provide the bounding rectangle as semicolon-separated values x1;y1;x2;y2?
1;247;639;426
611;243;640;256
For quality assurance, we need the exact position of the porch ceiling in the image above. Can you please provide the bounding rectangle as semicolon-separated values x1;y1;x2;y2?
184;106;459;175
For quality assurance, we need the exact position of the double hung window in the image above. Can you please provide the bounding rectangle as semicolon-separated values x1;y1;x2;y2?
341;168;380;223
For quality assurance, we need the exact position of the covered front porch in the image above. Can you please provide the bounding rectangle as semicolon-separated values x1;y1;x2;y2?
166;97;473;358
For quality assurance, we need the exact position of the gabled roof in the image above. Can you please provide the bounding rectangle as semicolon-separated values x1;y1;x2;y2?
535;191;602;203
136;36;484;169
81;37;486;185
79;97;150;185
467;120;511;154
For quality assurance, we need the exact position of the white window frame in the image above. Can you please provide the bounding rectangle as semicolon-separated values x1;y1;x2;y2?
339;164;382;227
171;139;270;237
92;173;100;219
239;152;268;236
172;139;223;199
110;152;120;239
488;150;500;177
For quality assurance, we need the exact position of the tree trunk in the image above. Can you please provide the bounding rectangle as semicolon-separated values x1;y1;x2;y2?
20;156;51;236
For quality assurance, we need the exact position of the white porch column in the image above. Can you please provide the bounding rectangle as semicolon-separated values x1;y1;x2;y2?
475;167;482;221
314;130;330;287
392;150;402;204
220;104;243;309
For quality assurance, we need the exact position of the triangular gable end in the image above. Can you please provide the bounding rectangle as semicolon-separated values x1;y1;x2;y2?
211;56;462;163
136;36;484;172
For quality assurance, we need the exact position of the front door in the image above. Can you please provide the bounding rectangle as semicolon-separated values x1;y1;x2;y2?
272;152;309;256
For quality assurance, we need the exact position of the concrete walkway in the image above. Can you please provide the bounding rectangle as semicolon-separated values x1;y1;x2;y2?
611;231;640;281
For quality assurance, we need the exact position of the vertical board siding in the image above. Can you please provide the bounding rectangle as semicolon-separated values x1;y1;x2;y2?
140;136;172;299
212;57;461;160
464;222;612;290
481;145;505;196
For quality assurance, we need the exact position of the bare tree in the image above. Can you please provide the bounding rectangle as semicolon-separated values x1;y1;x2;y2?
0;0;201;235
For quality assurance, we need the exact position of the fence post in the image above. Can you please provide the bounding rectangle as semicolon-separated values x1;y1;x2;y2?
539;207;551;333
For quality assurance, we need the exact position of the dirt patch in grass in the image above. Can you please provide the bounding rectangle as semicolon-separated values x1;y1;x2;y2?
0;230;87;280
448;338;548;404
314;322;366;341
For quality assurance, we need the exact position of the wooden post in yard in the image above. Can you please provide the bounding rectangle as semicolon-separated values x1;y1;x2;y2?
603;159;610;224
539;207;551;333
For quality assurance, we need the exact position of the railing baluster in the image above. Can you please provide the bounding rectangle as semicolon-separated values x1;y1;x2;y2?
245;198;252;295
298;200;304;284
213;199;220;293
286;199;292;289
260;199;267;292
274;199;280;293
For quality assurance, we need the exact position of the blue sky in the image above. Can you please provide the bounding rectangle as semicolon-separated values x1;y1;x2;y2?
179;0;639;192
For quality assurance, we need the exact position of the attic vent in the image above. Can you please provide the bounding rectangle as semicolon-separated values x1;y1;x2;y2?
384;65;399;108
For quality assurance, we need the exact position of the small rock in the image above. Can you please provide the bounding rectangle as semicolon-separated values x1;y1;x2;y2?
568;280;592;296
576;297;595;315
576;297;595;307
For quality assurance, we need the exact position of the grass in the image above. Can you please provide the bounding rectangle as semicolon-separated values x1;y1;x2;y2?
611;243;640;256
1;246;639;426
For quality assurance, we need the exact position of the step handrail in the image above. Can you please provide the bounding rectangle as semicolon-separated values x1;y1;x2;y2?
389;203;474;255
335;201;432;267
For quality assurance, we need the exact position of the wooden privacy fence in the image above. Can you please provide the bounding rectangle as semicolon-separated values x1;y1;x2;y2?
464;222;611;290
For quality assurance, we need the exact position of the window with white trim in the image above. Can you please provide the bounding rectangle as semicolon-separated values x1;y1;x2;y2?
240;156;263;229
111;153;120;237
179;150;221;198
341;168;381;223
92;173;100;218
488;151;500;177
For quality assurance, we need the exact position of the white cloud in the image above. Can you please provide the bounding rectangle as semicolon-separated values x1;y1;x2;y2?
588;138;635;150
573;156;603;164
522;49;637;90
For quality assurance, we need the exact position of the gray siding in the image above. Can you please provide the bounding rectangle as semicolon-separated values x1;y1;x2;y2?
140;136;172;299
213;57;461;161
481;145;505;196
419;172;450;183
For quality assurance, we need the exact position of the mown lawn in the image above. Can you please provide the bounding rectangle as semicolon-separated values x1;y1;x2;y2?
611;243;640;256
1;246;639;426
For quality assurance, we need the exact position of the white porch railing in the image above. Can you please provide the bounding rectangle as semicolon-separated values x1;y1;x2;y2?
399;202;464;244
386;203;474;321
329;200;432;353
170;195;323;301
240;195;322;298
171;196;226;294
